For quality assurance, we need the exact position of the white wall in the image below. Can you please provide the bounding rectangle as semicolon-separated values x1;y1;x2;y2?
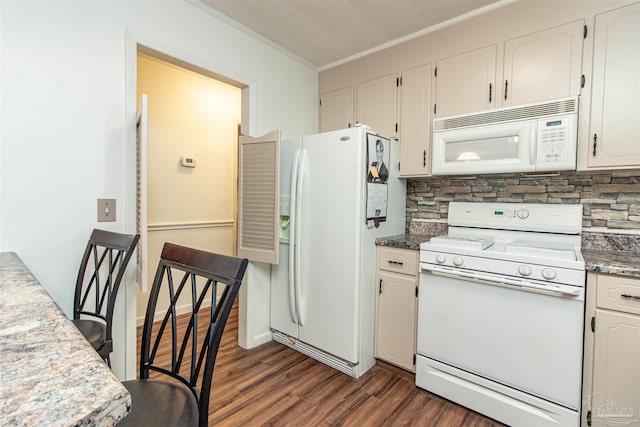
0;0;317;379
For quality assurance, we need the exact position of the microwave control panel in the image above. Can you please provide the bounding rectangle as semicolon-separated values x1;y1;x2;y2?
536;115;577;170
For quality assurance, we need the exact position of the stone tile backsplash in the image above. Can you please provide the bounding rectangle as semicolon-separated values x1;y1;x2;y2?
406;170;640;232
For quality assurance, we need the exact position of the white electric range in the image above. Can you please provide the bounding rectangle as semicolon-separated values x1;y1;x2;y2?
417;202;585;427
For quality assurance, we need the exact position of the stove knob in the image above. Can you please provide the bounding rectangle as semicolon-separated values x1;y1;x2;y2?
435;254;446;264
542;268;557;280
518;265;532;276
517;209;530;219
452;256;464;267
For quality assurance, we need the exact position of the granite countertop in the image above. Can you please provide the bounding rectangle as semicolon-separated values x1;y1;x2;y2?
581;232;640;278
0;252;131;427
377;232;640;278
582;249;640;278
375;233;434;251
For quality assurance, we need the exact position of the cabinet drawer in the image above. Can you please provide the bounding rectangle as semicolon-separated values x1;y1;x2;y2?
378;247;418;276
596;274;640;315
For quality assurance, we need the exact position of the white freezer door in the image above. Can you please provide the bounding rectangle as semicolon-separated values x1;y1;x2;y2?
270;242;298;337
296;128;365;364
270;138;302;338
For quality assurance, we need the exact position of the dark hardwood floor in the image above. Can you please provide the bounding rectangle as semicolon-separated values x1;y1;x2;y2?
138;304;505;426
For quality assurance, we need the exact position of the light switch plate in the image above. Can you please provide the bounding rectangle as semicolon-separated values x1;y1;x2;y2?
97;198;116;222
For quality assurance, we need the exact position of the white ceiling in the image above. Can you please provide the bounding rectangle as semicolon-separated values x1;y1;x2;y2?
196;0;509;69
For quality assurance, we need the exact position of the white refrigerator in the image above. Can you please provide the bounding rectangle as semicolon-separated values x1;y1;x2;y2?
270;126;406;378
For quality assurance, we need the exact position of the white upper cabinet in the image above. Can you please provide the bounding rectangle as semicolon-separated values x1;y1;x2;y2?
319;86;354;133
586;2;640;169
434;45;497;118
435;20;585;118
398;64;432;177
503;20;584;107
356;73;398;138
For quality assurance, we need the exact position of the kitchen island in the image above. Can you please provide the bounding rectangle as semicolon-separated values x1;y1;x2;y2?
0;252;130;427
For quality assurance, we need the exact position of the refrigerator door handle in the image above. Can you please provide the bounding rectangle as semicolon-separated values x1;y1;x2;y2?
294;148;307;326
288;149;301;325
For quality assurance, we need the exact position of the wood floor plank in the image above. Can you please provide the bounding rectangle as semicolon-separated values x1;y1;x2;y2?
137;305;506;426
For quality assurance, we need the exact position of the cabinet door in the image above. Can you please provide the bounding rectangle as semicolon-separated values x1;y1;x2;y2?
588;3;640;168
356;73;397;137
435;45;496;118
375;270;417;372
591;309;640;427
503;20;584;107
319;86;354;132
399;64;432;177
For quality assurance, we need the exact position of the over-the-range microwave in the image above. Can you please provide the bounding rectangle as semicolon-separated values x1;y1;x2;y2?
431;97;578;176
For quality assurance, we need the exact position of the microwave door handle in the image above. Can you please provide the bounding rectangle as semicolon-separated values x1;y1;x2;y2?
530;126;536;165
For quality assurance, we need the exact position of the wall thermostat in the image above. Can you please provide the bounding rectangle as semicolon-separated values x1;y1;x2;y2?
181;156;196;168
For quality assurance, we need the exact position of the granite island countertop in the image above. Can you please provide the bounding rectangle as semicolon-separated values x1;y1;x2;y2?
0;252;131;427
377;232;640;278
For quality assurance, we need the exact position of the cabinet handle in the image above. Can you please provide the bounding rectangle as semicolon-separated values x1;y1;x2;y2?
621;293;640;300
388;260;404;266
379;279;383;294
489;83;493;103
423;150;426;167
592;134;598;156
504;80;509;100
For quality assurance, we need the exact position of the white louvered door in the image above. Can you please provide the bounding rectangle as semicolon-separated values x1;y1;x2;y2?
136;94;149;292
237;130;280;264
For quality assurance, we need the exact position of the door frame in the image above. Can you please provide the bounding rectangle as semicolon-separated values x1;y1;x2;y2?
124;29;256;380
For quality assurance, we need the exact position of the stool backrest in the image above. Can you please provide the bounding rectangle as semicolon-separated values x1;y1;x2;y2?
74;229;140;340
140;242;248;427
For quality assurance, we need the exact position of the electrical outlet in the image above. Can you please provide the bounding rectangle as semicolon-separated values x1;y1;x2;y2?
97;199;116;222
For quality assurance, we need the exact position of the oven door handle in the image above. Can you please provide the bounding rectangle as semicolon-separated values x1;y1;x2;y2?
421;264;582;298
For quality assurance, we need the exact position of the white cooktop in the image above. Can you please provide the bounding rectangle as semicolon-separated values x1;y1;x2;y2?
504;239;578;261
429;235;495;251
420;202;585;272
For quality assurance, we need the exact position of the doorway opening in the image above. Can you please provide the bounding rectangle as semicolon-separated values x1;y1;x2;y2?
136;49;242;325
124;36;252;379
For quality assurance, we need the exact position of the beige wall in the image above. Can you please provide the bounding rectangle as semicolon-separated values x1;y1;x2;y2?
136;53;241;323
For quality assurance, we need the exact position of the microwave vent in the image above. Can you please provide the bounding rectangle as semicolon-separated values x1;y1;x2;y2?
434;97;578;131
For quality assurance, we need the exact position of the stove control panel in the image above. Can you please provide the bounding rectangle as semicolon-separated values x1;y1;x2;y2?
447;202;583;234
420;249;585;287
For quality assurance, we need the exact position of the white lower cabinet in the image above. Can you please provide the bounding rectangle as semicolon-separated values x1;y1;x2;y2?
374;246;418;372
583;272;640;427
